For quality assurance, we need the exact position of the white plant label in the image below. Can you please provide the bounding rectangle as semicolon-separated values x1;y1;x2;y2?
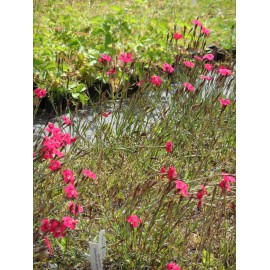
88;230;106;270
89;242;102;270
99;230;106;260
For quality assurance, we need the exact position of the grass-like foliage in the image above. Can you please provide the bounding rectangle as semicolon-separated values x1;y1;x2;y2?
33;1;236;269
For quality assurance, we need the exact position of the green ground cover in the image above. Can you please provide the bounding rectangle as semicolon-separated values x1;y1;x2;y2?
33;0;235;108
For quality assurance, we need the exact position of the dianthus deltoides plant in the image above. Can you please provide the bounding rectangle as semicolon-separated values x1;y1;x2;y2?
33;19;236;269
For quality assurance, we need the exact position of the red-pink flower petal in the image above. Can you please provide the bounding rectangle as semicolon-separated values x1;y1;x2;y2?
34;88;47;98
119;53;132;63
173;33;183;40
183;82;194;91
82;169;97;179
48;160;61;171
183;61;195;68
65;184;78;199
165;141;173;153
175;180;189;197
150;75;162;86
44;237;53;255
167;166;177;180
127;215;142;227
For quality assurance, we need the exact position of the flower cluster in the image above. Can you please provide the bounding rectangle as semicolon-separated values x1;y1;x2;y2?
41;217;78;239
41;122;76;168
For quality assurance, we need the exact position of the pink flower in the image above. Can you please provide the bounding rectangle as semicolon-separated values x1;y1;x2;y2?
103;112;112;117
51;127;62;137
192;19;202;27
106;69;116;76
65;183;78;199
41;219;66;239
34;88;47;98
202;27;210;35
197;185;208;207
204;63;213;71
33;152;36;157
62;116;72;126
48;160;61;171
218;66;232;76
41;147;54;160
167;262;181;270
218;97;231;107
167;166;177;180
137;80;144;87
50;221;66;238
175;180;189;197
183;61;195;68
41;218;51;233
119;53;132;63
43;237;53;255
45;122;55;133
219;172;236;193
162;63;174;73
173;33;183;40
68;202;84;216
165;142;173;153
203;53;214;61
183;82;194;91
43;136;60;149
62;216;79;230
150;75;162;86
194;55;203;61
61;133;76;145
222;172;236;183
71;137;77;143
98;54;111;63
160;167;166;178
82;169;97;179
200;75;213;81
127;215;142;227
52;149;65;158
62;170;75;184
